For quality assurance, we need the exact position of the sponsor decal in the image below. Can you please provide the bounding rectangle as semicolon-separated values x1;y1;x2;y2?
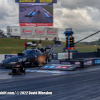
43;66;56;68
35;29;44;35
43;66;49;68
61;62;70;64
56;66;61;68
61;66;68;69
75;62;80;67
20;23;53;26
15;0;57;3
22;29;33;35
84;60;92;66
75;62;80;65
94;59;100;64
5;55;16;59
52;64;71;66
47;30;56;35
49;66;56;68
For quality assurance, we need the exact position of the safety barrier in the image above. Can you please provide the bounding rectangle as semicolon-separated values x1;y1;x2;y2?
0;54;16;63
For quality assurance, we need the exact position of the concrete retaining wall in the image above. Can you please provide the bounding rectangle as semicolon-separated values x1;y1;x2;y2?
0;54;16;63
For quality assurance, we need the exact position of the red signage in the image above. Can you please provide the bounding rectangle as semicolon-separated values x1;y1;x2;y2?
20;23;53;26
22;29;33;35
35;29;44;35
47;30;56;35
61;66;68;69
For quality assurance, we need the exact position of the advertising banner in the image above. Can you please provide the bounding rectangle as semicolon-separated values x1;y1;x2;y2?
58;53;72;60
22;28;33;35
42;64;78;71
20;23;53;26
84;59;92;66
5;55;16;59
20;27;58;40
92;59;100;65
15;0;57;3
34;28;45;35
46;29;56;35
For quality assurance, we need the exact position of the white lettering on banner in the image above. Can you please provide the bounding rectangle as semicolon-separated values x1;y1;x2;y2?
22;29;33;34
95;59;100;64
65;28;72;32
47;30;56;35
25;23;36;26
75;62;80;64
58;53;72;59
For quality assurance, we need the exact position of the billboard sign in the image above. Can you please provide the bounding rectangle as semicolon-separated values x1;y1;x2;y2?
47;30;56;35
22;29;33;35
35;29;45;35
15;0;57;3
58;53;72;60
19;3;53;26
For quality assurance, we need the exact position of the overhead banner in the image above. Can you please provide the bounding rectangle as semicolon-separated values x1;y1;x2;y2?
20;27;58;39
22;28;33;35
46;28;56;35
15;0;57;3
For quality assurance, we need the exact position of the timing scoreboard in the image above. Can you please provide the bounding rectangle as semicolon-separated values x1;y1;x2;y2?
15;0;57;26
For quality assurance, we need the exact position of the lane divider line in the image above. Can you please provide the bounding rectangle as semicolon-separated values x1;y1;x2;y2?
20;16;24;20
31;11;36;16
44;12;50;17
27;11;32;15
29;17;34;23
48;19;52;23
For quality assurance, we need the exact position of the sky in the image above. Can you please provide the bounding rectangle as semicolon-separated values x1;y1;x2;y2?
0;0;100;42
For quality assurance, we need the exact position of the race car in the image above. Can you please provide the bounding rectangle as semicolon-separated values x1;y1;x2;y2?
38;10;40;13
1;48;53;68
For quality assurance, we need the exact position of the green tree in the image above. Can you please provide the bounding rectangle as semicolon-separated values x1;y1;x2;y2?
0;29;7;37
98;38;100;42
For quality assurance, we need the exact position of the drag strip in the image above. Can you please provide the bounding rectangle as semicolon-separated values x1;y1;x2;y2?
0;59;100;81
19;5;53;23
0;67;100;100
0;60;100;100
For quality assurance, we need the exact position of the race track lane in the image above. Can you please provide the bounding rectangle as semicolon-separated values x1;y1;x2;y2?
0;69;100;100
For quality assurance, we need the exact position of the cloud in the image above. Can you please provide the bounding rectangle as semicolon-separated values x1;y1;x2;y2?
58;0;100;10
0;0;19;32
0;0;100;42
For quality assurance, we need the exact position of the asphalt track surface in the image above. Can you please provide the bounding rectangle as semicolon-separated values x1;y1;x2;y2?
20;5;53;23
0;60;100;100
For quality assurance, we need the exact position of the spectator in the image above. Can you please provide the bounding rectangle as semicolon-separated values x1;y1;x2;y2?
97;46;100;57
24;42;27;50
63;47;66;52
54;37;57;44
38;39;42;48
